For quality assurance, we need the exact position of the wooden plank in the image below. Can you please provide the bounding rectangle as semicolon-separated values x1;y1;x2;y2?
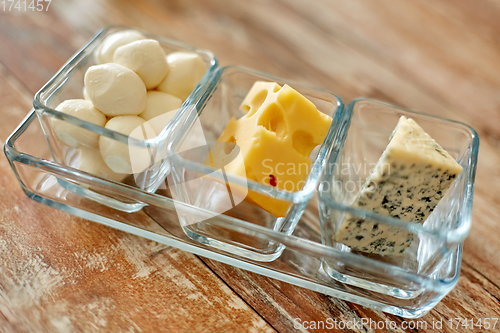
0;11;80;94
202;258;500;333
0;62;33;142
0;0;499;331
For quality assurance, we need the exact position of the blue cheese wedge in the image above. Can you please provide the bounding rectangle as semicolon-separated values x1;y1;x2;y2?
335;116;463;255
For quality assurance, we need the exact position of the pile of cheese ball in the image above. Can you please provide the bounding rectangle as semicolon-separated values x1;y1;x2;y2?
52;30;206;182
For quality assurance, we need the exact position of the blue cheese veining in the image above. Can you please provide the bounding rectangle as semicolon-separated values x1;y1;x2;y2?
334;116;463;255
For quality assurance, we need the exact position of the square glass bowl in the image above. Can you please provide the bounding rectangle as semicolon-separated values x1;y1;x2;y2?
165;66;345;261
34;26;217;212
319;99;479;300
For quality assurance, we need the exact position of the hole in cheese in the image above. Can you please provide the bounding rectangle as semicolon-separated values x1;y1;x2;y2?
242;89;269;117
257;104;287;139
292;130;315;157
245;166;258;182
223;136;237;154
241;104;251;113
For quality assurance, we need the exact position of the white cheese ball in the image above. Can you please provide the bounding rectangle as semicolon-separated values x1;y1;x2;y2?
94;30;145;64
113;39;169;90
52;99;106;148
84;63;147;117
83;87;91;101
140;91;182;138
139;91;183;166
157;52;206;101
78;148;129;182
99;116;156;174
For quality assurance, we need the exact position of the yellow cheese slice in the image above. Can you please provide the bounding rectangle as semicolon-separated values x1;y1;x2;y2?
206;81;332;217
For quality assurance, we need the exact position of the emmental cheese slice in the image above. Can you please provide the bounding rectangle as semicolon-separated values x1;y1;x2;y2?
334;116;463;255
206;81;332;217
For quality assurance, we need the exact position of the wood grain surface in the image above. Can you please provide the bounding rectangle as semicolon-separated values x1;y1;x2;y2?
1;0;499;332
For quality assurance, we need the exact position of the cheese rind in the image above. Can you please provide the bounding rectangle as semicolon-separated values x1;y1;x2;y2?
207;81;332;217
334;116;463;255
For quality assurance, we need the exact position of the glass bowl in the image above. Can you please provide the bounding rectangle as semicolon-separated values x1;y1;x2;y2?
33;26;218;212
165;66;345;261
319;98;479;301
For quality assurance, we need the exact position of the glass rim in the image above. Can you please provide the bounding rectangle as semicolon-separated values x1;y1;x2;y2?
319;97;480;242
167;65;346;202
33;25;218;148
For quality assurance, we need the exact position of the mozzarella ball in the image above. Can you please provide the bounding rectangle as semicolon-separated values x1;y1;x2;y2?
94;30;145;64
157;52;206;101
83;87;91;101
99;116;156;174
140;90;182;127
113;39;169;89
52;99;106;148
78;148;129;182
84;63;147;117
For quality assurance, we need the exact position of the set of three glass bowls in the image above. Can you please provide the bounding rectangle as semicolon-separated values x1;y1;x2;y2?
4;26;479;318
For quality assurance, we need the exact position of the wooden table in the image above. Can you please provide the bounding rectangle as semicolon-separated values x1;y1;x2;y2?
1;1;499;332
